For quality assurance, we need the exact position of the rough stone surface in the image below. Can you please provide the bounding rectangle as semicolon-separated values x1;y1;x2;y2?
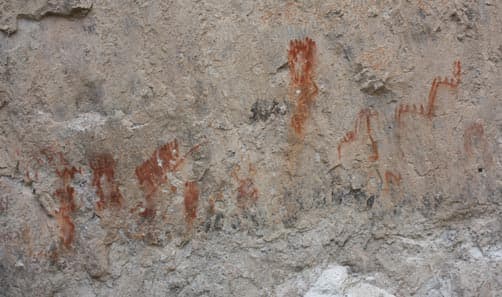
301;265;395;297
0;1;501;296
1;0;92;35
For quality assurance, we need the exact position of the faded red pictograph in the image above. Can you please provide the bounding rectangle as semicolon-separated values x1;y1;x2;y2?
231;163;259;209
40;148;80;248
463;122;485;155
89;153;123;211
135;140;203;218
337;108;379;161
184;181;199;226
395;60;461;124
463;121;492;167
383;170;401;191
288;37;318;137
207;192;223;216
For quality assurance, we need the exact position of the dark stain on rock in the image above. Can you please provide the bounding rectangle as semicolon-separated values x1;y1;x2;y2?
75;80;104;113
366;195;375;208
250;99;286;122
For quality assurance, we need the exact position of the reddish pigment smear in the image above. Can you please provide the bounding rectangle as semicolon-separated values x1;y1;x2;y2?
38;149;81;249
54;166;79;248
55;210;75;249
463;122;485;155
337;108;379;161
135;140;203;218
89;153;123;210
288;37;318;137
384;170;401;191
184;181;200;226
231;164;259;209
395;60;461;124
135;140;180;218
236;177;258;208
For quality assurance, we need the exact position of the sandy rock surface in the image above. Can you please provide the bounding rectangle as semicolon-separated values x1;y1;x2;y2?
1;1;501;296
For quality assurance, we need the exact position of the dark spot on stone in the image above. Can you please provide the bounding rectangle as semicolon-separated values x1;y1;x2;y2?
366;195;375;208
204;220;211;232
75;80;104;113
450;12;461;23
343;46;353;61
293;265;304;272
0;91;11;111
276;62;288;72
324;8;344;19
230;215;241;230
282;215;297;228
250;99;286;122
331;190;343;205
478;167;483;173
418;8;426;19
83;23;96;34
249;213;260;227
214;212;223;230
350;189;367;203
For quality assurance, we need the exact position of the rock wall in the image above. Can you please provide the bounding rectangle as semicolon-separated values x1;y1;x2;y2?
1;1;501;296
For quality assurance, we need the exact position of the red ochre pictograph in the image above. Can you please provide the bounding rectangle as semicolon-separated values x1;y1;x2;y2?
463;122;485;156
231;163;259;209
395;60;461;124
383;170;401;191
288;37;318;137
89;153;123;211
135;140;203;218
337;108;379;162
40;148;80;248
184;181;200;227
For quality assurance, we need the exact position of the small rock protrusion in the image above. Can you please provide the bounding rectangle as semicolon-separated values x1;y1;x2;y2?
354;66;390;95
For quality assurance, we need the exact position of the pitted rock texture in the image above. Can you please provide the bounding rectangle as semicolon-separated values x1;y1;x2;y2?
0;0;92;34
0;1;501;296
